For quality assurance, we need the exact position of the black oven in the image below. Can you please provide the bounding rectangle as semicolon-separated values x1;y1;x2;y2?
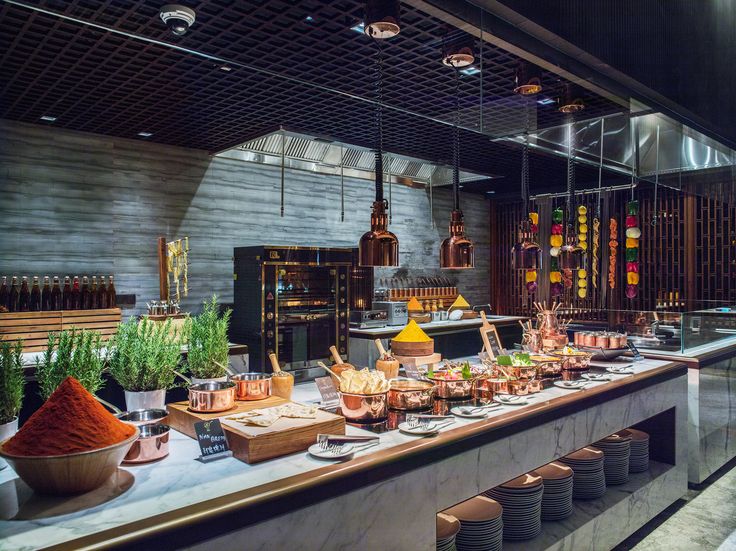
231;246;357;381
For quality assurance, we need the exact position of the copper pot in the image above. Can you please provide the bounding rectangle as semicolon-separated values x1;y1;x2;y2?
116;409;168;427
427;375;475;400
339;391;388;422
509;365;538;380
188;381;236;412
508;380;529;395
123;424;170;464
387;378;435;410
479;377;509;394
583;333;598;347
230;372;272;401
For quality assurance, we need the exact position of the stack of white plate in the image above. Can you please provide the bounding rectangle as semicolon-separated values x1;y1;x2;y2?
443;496;503;551
484;472;543;541
592;430;632;485
436;512;460;551
559;447;607;500
536;461;574;520
627;428;651;472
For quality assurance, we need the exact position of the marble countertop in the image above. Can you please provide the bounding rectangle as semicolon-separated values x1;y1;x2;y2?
349;315;527;338
0;356;684;550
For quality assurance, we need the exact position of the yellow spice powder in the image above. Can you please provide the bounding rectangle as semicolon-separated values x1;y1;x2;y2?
393;319;432;343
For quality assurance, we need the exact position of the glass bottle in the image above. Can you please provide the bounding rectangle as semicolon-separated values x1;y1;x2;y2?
30;276;41;312
0;276;8;311
107;275;116;308
97;276;108;309
71;276;81;310
81;276;90;310
50;276;62;310
41;276;51;311
8;276;19;312
90;276;99;309
18;276;30;312
62;276;72;310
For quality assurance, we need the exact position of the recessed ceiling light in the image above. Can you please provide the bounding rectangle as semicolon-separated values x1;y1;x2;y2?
219;65;232;72
351;22;365;33
486;190;495;194
138;131;153;137
40;115;57;122
304;15;314;22
537;98;555;105
459;67;481;76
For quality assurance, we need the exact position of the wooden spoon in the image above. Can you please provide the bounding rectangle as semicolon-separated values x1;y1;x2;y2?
318;361;343;384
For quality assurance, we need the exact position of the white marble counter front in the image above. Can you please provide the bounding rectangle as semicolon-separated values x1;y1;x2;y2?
0;357;686;550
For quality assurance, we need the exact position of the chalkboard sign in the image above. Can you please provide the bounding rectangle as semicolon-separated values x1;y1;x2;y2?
403;363;421;380
315;376;340;404
194;419;232;462
480;325;505;360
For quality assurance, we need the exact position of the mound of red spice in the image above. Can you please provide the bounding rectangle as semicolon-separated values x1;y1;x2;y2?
3;377;136;456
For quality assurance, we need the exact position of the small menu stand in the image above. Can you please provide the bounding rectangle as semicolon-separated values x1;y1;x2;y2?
194;419;233;463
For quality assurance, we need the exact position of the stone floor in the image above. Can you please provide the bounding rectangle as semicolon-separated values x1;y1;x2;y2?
614;457;736;550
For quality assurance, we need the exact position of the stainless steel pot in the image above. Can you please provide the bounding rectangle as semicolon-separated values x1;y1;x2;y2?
116;409;169;427
188;381;236;412
387;378;435;410
123;424;170;464
230;372;272;401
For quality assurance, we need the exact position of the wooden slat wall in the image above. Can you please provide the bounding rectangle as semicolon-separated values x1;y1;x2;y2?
0;308;122;352
0;121;491;316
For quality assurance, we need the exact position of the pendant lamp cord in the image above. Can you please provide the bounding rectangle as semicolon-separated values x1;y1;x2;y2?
521;97;530;216
596;118;604;219
373;36;384;203
453;66;460;211
566;121;575;237
652;124;660;227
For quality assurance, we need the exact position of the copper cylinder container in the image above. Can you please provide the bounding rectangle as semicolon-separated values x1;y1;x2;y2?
123;424;170;464
188;382;236;413
339;391;389;422
427;376;475;399
230;372;272;401
387;378;435;410
508;380;529;395
583;333;598;347
480;378;509;395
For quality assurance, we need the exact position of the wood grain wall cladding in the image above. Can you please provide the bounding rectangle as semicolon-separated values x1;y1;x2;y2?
491;187;736;316
0;308;122;352
0;121;490;317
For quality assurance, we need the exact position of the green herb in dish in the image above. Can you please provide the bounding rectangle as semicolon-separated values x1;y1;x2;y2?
461;361;472;380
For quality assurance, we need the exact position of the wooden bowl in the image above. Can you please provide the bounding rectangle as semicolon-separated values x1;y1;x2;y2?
390;339;434;357
408;313;432;324
0;429;139;495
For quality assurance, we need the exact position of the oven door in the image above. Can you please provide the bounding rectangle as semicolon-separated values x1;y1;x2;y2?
277;312;335;373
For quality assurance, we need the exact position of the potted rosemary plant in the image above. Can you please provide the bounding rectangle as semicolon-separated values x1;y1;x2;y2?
0;340;25;468
108;317;182;411
36;329;107;400
186;295;232;383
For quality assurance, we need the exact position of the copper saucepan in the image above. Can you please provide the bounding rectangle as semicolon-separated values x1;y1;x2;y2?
123;424;171;464
230;372;272;401
188;381;236;412
427;374;476;400
339;391;388;423
387;378;435;410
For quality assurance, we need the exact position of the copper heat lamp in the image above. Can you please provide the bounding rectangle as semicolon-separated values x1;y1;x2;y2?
359;0;400;267
440;40;474;270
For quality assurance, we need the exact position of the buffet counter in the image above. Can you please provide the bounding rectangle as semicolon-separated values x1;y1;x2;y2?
633;336;736;484
349;316;526;366
0;357;687;551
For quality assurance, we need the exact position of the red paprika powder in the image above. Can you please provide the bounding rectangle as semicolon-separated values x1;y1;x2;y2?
3;377;135;456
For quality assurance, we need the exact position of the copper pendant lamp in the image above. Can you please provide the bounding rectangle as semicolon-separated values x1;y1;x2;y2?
558;122;584;270
359;0;400;267
440;43;474;270
558;83;585;114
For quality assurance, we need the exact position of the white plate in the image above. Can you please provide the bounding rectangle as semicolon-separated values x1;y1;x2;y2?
554;380;589;390
451;406;490;419
606;367;635;375
398;421;444;435
493;395;530;406
307;442;355;460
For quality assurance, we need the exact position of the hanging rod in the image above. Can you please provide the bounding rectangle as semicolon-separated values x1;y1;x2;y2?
530;183;637;201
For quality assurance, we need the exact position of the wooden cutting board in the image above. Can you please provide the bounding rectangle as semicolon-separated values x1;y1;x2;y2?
167;397;346;464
